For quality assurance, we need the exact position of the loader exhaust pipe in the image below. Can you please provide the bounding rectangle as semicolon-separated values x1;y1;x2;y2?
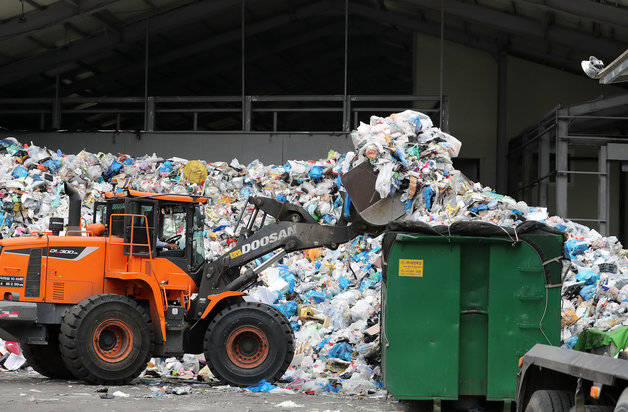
64;182;81;235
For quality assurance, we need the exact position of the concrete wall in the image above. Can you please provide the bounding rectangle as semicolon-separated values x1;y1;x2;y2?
413;34;498;188
11;131;354;165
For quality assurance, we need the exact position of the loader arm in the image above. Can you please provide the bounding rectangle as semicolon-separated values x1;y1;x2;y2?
190;195;386;319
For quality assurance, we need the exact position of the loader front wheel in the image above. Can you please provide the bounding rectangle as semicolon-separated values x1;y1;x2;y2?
204;302;294;386
21;326;75;379
59;294;153;385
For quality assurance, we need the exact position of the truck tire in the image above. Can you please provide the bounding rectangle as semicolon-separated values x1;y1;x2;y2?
204;302;295;386
59;294;153;385
615;387;628;412
21;327;74;379
526;390;574;412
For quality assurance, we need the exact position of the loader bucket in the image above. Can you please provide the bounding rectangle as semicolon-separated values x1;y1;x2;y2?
341;161;406;227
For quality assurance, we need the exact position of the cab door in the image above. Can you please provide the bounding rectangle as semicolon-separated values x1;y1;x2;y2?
123;198;158;257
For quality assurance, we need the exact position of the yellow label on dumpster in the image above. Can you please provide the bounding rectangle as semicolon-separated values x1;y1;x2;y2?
399;259;423;277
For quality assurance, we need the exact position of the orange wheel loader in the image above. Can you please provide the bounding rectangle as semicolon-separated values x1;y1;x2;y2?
0;172;392;386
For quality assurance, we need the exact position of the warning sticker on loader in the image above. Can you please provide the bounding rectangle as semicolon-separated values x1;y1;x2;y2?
229;249;242;259
0;275;24;287
399;259;423;277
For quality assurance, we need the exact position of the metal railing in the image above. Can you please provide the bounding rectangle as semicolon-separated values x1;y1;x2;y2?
0;94;448;133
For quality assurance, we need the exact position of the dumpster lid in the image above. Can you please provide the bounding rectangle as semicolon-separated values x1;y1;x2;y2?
386;220;565;238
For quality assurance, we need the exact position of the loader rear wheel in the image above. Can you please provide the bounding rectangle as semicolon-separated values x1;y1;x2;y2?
59;294;153;385
203;302;294;387
21;327;74;379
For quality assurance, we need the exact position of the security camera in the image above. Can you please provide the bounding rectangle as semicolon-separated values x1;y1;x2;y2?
581;56;604;79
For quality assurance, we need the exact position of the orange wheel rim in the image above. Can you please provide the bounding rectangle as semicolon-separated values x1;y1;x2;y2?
93;319;133;362
226;326;269;368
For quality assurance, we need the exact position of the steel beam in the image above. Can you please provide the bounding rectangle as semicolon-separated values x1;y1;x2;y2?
0;0;251;86
401;0;625;58
0;0;122;45
515;0;628;28
60;1;333;95
348;1;589;75
565;93;628;117
348;2;499;55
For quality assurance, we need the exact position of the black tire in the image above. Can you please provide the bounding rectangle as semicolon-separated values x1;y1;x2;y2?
615;388;628;412
59;294;153;385
526;390;574;412
204;302;295;386
21;327;75;379
569;407;614;412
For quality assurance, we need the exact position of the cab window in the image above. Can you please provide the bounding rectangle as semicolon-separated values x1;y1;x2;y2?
160;204;187;247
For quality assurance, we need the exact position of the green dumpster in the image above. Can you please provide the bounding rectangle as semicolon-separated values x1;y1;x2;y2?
381;220;565;402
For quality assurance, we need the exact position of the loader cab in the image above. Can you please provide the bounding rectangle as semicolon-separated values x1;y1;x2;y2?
95;190;207;280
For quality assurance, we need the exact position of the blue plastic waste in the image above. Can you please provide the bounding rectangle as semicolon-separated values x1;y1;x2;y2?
275;301;298;318
308;166;325;182
0;139;23;155
305;290;326;303
279;271;296;293
328;342;353;362
565;336;579;349
322;383;341;393
360;272;381;291
244;379;277;392
11;166;28;179
42;159;62;172
338;276;351;289
322;214;334;224
565;239;589;259
424;186;435;210
580;284;596;300
104;160;123;181
158;160;173;174
393;149;409;168
343;194;352;219
317;336;330;350
575;270;600;286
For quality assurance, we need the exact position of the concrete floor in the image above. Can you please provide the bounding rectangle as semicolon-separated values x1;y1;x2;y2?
0;369;405;412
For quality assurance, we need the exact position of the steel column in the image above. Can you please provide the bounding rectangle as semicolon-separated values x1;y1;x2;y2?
441;96;450;133
52;100;61;130
538;127;550;207
145;96;155;131
555;116;569;219
243;96;252;132
496;50;508;194
343;95;351;132
598;145;608;236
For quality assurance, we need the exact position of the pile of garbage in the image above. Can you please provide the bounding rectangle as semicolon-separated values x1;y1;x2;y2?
0;109;626;394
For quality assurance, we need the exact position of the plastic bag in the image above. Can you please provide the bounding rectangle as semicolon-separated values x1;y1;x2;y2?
374;162;394;198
